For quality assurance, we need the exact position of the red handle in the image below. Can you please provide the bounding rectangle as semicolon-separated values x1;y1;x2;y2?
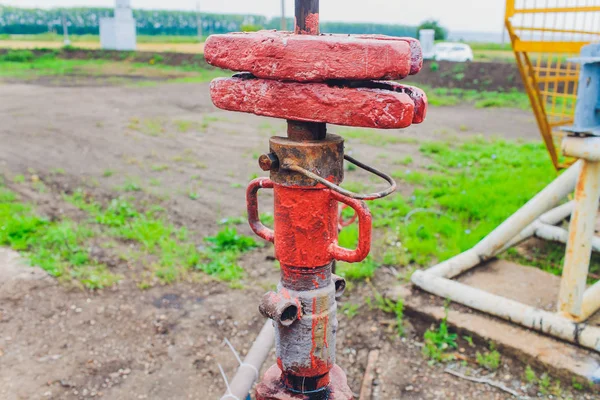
246;178;275;243
329;191;372;263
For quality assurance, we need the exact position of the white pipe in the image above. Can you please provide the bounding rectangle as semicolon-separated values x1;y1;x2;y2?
412;270;600;353
562;136;600;162
221;321;274;400
499;201;574;252
582;281;600;322
558;160;600;318
428;161;582;279
535;224;600;252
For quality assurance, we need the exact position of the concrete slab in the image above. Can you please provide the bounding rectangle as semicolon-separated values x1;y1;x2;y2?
389;259;600;384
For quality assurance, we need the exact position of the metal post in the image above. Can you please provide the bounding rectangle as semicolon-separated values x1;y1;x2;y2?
281;0;287;31
558;159;600;319
295;0;319;35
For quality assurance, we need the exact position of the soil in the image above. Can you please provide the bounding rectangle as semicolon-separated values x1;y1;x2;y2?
0;77;590;400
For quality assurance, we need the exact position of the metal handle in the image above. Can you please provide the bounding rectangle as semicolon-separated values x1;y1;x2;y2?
246;178;275;243
284;154;396;200
329;191;372;263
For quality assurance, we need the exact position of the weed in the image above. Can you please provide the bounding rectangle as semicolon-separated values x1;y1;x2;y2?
149;178;161;187
462;335;475;347
572;378;584;391
422;302;457;363
13;174;25;183
539;373;551;395
338;256;378;281
340;303;360;319
103;169;114;177
188;191;199;200
119;179;142;192
395;156;413;166
430;62;439;72
364;283;405;336
204;227;258;253
50;168;66;175
476;343;501;371
151;164;169;172
174;120;195;133
525;365;537;383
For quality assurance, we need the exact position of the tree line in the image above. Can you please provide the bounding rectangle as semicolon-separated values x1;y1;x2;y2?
0;6;421;37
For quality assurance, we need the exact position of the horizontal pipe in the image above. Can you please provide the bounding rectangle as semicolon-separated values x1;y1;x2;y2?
562;137;600;162
582;281;600;322
221;321;275;400
412;271;600;353
535;224;600;252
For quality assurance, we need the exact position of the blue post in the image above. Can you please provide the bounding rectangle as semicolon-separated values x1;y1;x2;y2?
563;43;600;136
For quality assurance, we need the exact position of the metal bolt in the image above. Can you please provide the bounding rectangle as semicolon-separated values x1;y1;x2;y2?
258;153;279;171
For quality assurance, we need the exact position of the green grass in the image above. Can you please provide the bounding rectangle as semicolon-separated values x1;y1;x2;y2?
338;128;418;147
0;182;120;289
0;49;225;83
422;304;458;363
421;85;531;110
476;343;501;371
377;137;555;266
334;136;558;282
64;190;259;284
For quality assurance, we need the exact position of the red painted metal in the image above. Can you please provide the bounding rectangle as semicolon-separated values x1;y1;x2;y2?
246;179;372;266
256;365;353;400
209;1;427;397
210;77;417;129
204;31;420;82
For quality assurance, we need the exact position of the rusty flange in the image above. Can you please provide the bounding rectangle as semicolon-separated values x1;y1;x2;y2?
268;134;344;187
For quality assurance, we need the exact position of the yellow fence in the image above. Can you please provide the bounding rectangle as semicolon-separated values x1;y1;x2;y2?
505;0;600;169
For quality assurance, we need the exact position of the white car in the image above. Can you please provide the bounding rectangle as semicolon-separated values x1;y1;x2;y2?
434;43;474;62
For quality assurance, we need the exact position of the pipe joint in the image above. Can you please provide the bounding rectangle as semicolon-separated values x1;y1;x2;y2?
259;291;302;327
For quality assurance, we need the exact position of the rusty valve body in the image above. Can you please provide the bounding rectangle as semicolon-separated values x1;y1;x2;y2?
205;1;427;398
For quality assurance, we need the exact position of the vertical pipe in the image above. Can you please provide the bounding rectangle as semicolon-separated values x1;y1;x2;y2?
295;0;320;35
558;160;600;318
289;0;324;140
281;0;287;31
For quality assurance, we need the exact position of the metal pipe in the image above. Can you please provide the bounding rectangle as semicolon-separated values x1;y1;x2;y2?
535;224;600;252
412;270;600;353
558;160;600;319
295;0;319;34
221;321;275;400
428;161;583;278
582;281;600;321
499;200;575;253
562;137;600;162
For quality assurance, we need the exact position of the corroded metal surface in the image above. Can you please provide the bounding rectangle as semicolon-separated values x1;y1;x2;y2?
256;364;353;400
210;0;427;397
269;134;344;187
210;76;417;129
204;30;420;82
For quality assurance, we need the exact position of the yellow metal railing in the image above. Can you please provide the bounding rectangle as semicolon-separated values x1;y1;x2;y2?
505;0;600;170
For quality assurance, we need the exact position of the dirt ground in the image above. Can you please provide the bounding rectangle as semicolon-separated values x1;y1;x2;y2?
0;77;591;400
